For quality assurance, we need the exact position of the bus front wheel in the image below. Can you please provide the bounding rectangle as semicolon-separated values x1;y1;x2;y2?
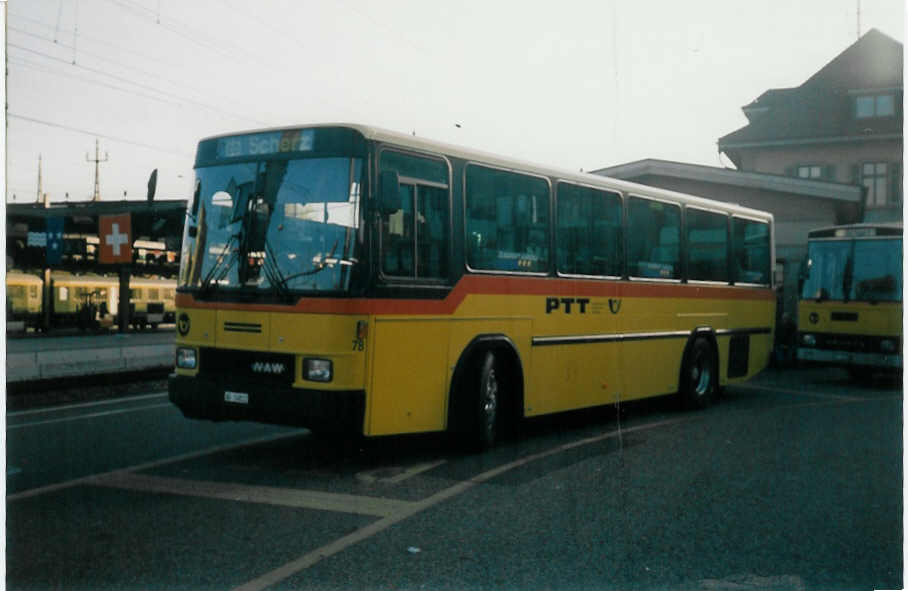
681;337;717;409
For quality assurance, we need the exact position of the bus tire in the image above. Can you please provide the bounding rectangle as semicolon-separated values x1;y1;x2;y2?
472;351;500;452
680;337;718;409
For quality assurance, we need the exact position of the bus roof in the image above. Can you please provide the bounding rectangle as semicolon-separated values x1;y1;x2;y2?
808;222;903;239
198;123;774;224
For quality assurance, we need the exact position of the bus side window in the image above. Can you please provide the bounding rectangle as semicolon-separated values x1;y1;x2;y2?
628;197;680;279
378;150;449;280
687;208;729;282
733;218;770;284
556;182;622;277
466;164;549;273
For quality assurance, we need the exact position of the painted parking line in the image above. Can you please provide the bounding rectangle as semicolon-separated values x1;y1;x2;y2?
7;392;169;417
7;403;174;430
232;415;695;591
355;459;447;484
91;472;414;518
733;383;863;401
6;430;307;502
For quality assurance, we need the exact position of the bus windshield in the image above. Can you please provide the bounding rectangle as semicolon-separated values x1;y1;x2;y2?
851;238;902;302
179;156;363;298
801;238;902;302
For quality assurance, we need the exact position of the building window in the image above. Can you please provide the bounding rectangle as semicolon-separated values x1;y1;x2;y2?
797;165;823;179
862;162;888;206
788;164;833;180
856;94;895;118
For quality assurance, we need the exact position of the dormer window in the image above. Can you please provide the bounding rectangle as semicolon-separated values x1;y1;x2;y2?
856;94;895;118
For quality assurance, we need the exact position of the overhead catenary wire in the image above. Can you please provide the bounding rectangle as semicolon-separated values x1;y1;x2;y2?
7;112;195;157
101;0;273;65
7;55;184;107
8;43;269;126
9;10;187;69
9;26;265;118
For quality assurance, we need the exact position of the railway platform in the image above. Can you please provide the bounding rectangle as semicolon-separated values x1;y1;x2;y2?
6;329;175;383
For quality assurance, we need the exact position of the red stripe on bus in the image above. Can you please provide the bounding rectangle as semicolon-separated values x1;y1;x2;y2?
175;275;774;315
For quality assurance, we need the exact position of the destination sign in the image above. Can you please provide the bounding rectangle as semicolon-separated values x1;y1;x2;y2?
216;129;315;159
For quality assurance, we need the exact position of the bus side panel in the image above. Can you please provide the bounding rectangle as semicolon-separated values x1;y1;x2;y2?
620;295;687;400
528;341;623;416
368;318;451;436
527;290;621;416
726;296;774;382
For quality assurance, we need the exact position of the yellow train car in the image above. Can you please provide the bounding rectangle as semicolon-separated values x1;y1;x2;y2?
129;276;177;329
6;271;44;330
50;272;118;330
169;124;775;450
797;223;902;375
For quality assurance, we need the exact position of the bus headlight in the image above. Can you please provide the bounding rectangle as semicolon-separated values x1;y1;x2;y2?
176;347;197;369
880;339;896;353
304;358;333;382
801;334;816;347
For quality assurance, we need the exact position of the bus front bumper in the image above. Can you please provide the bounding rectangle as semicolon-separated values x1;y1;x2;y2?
796;348;902;369
168;374;366;433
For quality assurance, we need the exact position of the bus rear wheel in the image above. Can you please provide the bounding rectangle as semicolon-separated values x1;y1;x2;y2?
681;337;717;409
472;351;501;451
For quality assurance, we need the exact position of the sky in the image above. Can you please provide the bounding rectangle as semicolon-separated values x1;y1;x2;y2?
3;0;905;205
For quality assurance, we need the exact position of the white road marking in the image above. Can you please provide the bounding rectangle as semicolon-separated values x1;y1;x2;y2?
733;383;862;401
355;459;447;484
91;472;414;517
6;430;307;502
7;403;174;430
232;416;694;591
7;392;169;417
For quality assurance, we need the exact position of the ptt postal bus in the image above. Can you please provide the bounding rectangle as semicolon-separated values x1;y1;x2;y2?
797;222;902;376
168;124;775;450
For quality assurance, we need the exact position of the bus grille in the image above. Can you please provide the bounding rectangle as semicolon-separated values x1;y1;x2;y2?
224;321;262;333
199;348;294;387
809;333;900;354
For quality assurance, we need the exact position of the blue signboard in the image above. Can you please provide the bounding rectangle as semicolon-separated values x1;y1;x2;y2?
45;217;64;265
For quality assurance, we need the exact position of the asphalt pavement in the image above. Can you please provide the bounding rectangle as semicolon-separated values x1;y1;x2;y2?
6;366;902;590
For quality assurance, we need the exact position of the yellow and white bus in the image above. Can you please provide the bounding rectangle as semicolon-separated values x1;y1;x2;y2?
169;124;775;449
797;223;902;376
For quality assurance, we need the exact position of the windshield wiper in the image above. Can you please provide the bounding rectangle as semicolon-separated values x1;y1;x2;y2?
268;240;339;294
198;233;239;297
261;240;295;303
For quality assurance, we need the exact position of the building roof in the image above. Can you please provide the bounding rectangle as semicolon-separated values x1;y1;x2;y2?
590;158;863;203
6;199;188;240
718;29;903;149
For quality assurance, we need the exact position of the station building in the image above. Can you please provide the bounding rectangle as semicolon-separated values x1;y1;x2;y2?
592;28;902;335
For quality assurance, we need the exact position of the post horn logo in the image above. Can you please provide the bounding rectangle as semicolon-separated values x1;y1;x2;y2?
608;298;622;314
177;313;191;336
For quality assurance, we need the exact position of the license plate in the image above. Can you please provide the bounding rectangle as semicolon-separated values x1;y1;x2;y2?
224;390;249;404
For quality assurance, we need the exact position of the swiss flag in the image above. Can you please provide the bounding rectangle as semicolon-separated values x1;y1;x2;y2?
99;214;132;264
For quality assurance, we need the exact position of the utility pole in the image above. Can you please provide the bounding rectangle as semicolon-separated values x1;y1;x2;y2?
36;153;42;204
86;139;108;202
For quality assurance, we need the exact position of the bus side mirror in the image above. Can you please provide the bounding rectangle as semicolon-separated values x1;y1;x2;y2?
379;170;401;214
797;259;809;293
191;180;201;219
